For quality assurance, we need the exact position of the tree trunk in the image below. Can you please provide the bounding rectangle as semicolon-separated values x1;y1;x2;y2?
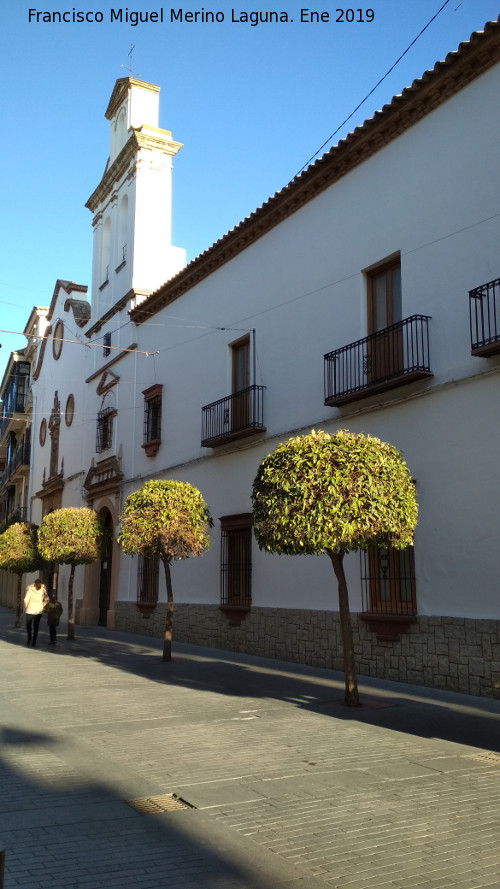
328;549;360;707
15;574;22;628
67;564;75;641
161;556;173;662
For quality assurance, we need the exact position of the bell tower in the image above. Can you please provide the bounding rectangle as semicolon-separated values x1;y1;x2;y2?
86;77;185;320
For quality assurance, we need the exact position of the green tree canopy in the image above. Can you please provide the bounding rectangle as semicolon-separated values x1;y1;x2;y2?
0;522;46;627
252;429;418;705
0;522;44;574
38;507;103;640
38;508;103;566
118;480;212;661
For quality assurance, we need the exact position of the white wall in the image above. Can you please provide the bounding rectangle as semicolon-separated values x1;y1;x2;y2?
108;63;500;622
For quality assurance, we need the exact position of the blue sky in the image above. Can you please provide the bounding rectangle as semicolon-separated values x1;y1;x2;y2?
1;0;499;361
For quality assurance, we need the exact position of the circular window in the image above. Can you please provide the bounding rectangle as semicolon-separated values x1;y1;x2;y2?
53;320;64;360
65;394;75;427
39;418;47;446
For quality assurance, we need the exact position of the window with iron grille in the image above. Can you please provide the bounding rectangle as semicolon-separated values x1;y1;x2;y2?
96;408;115;453
360;546;416;616
142;384;162;456
220;514;252;608
137;554;160;608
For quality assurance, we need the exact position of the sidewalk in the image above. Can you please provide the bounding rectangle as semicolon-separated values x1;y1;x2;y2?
1;604;500;889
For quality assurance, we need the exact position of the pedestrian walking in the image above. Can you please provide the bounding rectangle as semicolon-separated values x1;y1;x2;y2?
24;579;49;647
46;592;63;645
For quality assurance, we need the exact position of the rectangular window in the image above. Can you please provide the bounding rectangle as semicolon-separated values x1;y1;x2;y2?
360;546;416;616
220;514;252;609
142;384;162;456
137;554;160;609
96;408;114;453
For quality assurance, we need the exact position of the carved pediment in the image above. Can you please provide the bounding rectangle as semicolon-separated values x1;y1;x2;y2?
84;456;123;503
96;370;120;396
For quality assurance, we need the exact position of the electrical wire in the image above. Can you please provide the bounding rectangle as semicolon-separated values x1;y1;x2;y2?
294;0;455;177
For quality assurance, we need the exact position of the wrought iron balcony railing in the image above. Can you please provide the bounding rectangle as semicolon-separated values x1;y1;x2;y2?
469;277;500;357
202;385;266;447
0;432;31;490
324;315;432;407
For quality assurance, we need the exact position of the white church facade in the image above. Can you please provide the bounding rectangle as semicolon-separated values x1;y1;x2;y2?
1;18;499;697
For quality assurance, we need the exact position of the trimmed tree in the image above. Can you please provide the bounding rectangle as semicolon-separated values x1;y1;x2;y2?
117;480;212;662
0;522;46;628
252;429;418;706
38;507;103;640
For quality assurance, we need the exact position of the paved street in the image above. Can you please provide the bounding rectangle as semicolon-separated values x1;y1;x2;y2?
1;604;500;889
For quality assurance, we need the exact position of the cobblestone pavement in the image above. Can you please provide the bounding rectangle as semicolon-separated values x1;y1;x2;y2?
1;605;500;889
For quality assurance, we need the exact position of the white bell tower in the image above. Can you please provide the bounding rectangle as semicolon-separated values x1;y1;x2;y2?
86;77;186;320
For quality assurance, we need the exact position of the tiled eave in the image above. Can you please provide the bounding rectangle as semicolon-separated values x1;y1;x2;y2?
130;17;500;326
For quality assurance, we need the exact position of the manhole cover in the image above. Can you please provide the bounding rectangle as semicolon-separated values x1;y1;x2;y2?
127;794;194;814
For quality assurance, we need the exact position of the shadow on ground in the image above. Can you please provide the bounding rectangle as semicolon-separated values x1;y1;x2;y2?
0;724;309;889
2;608;500;756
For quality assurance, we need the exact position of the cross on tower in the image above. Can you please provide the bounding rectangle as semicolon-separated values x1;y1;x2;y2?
121;44;139;78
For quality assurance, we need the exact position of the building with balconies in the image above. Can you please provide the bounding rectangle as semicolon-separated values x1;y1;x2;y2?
106;18;500;698
0;308;49;607
3;18;499;698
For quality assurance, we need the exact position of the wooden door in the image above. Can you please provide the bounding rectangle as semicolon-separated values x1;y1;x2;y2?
231;335;250;431
367;261;402;382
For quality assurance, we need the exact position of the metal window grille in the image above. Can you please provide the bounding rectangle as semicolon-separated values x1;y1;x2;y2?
360;546;416;616
220;517;252;607
96;408;114;453
144;394;162;443
137;554;160;607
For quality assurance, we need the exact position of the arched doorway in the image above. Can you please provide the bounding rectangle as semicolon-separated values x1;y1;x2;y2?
98;509;113;626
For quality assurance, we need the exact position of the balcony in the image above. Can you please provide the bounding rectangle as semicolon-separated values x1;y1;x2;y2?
0;362;30;439
324;315;432;407
469;277;500;357
202;385;266;447
0;431;31;490
0;505;28;533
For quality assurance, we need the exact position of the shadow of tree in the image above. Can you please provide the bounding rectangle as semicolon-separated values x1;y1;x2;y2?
2;608;500;756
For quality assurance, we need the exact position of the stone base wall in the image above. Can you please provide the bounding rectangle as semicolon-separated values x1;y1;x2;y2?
111;602;500;699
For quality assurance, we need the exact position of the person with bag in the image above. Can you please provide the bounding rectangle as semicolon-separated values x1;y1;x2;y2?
46;592;63;646
24;579;49;647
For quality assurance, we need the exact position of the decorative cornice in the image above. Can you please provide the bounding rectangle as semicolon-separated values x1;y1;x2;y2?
83;456;124;503
105;77;160;121
32;325;51;382
86;128;182;213
36;472;64;501
85;291;134;337
130;17;500;325
85;344;138;383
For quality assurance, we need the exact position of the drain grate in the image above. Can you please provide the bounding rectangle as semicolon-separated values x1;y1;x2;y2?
468;751;500;767
127;793;194;814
